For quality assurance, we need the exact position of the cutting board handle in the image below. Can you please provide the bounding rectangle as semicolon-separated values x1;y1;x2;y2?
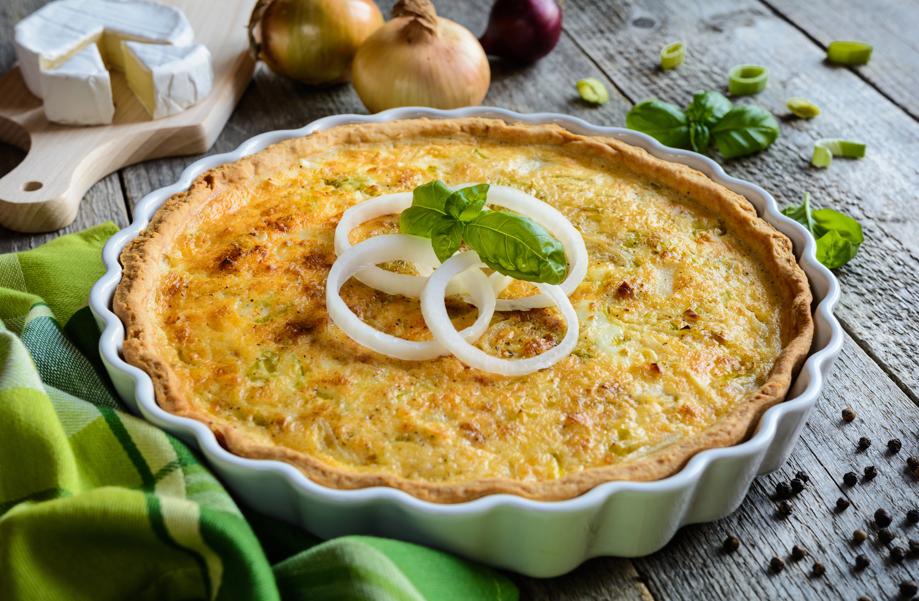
0;133;114;233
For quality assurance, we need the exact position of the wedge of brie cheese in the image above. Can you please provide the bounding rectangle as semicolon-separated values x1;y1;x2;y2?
123;42;213;120
14;0;194;99
39;43;114;125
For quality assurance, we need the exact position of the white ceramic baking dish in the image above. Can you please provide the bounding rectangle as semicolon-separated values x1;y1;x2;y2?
89;107;843;578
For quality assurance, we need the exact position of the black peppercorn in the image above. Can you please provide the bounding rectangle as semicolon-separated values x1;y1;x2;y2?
853;529;868;543
892;546;907;562
855;554;870;570
779;500;793;516
836;497;851;511
775;481;791;499
900;581;918;598
888;438;903;454
910;539;919;554
842;407;856;421
723;535;740;553
908;456;919;471
791;544;807;560
812;561;825;576
795;470;809;483
843;471;858;486
876;508;893;528
790;478;804;495
858;436;872;450
879;527;896;545
864;465;878;479
908;509;919;524
770;556;785;572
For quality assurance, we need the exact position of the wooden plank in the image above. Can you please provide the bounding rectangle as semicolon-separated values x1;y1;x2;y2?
561;0;919;400
120;0;631;211
507;558;653;601
0;145;129;252
760;0;919;122
634;335;919;600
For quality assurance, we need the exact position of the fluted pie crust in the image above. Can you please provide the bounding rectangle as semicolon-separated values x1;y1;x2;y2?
115;118;813;503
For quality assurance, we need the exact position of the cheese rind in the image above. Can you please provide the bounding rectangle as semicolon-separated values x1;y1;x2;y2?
14;0;194;98
40;43;114;125
123;42;213;120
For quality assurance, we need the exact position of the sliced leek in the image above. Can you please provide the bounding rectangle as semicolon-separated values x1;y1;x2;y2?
786;97;820;119
577;78;609;105
728;64;769;96
811;139;866;168
827;41;873;65
660;42;686;70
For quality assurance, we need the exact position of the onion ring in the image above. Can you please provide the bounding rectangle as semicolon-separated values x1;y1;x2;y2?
327;235;496;361
421;251;580;376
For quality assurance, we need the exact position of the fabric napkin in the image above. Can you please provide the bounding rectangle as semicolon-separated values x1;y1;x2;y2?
0;223;519;601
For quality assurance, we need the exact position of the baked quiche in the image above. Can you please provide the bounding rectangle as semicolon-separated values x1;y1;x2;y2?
116;118;813;503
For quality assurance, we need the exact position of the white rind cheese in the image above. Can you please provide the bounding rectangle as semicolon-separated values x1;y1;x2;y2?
40;44;114;125
123;41;213;120
14;0;194;99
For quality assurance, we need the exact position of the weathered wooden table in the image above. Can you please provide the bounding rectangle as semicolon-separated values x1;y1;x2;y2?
3;0;918;598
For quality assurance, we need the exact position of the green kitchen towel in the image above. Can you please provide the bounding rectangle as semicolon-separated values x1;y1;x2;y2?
0;223;518;601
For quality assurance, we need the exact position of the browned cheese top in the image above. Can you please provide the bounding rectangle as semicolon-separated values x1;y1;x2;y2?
149;135;784;484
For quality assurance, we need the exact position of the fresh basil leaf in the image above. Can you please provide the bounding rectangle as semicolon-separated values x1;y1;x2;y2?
626;100;691;149
454;183;489;205
464;210;567;285
444;193;467;221
412;180;453;212
400;206;446;238
399;180;453;237
710;105;780;158
459;198;487;222
686;91;733;128
690;122;710;154
780;191;817;234
781;192;863;269
815;229;861;269
431;220;464;264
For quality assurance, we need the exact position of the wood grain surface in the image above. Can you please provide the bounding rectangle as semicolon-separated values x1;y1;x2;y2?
0;0;256;233
3;0;919;599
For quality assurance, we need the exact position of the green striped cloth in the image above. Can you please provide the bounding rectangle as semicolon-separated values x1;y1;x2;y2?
0;223;518;601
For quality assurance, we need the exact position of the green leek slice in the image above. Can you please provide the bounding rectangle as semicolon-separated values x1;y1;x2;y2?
811;139;866;168
786;97;821;119
827;41;873;65
728;64;769;96
577;78;610;105
660;42;686;70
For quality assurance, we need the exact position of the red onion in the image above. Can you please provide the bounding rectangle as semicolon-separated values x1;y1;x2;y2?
478;0;563;63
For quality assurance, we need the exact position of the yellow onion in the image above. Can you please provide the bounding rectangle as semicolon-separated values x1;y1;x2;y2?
248;0;383;85
352;0;490;113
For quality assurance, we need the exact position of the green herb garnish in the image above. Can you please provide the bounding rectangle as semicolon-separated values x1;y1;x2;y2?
399;181;567;285
626;90;779;158
781;192;863;269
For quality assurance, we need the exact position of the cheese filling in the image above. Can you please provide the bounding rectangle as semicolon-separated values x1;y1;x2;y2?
148;137;786;484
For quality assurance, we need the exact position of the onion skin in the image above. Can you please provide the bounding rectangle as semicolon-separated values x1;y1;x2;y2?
479;0;563;63
249;0;383;85
352;0;490;113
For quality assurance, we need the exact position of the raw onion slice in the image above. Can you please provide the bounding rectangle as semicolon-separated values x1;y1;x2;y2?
327;234;496;361
421;251;580;376
456;184;588;311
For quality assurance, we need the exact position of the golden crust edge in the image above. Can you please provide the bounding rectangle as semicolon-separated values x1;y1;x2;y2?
114;117;814;504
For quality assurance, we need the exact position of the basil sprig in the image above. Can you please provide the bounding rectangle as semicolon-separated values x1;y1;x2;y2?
626;90;779;158
399;181;567;285
781;192;863;269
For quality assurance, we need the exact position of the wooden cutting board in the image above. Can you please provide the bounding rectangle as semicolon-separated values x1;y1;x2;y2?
0;0;257;233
